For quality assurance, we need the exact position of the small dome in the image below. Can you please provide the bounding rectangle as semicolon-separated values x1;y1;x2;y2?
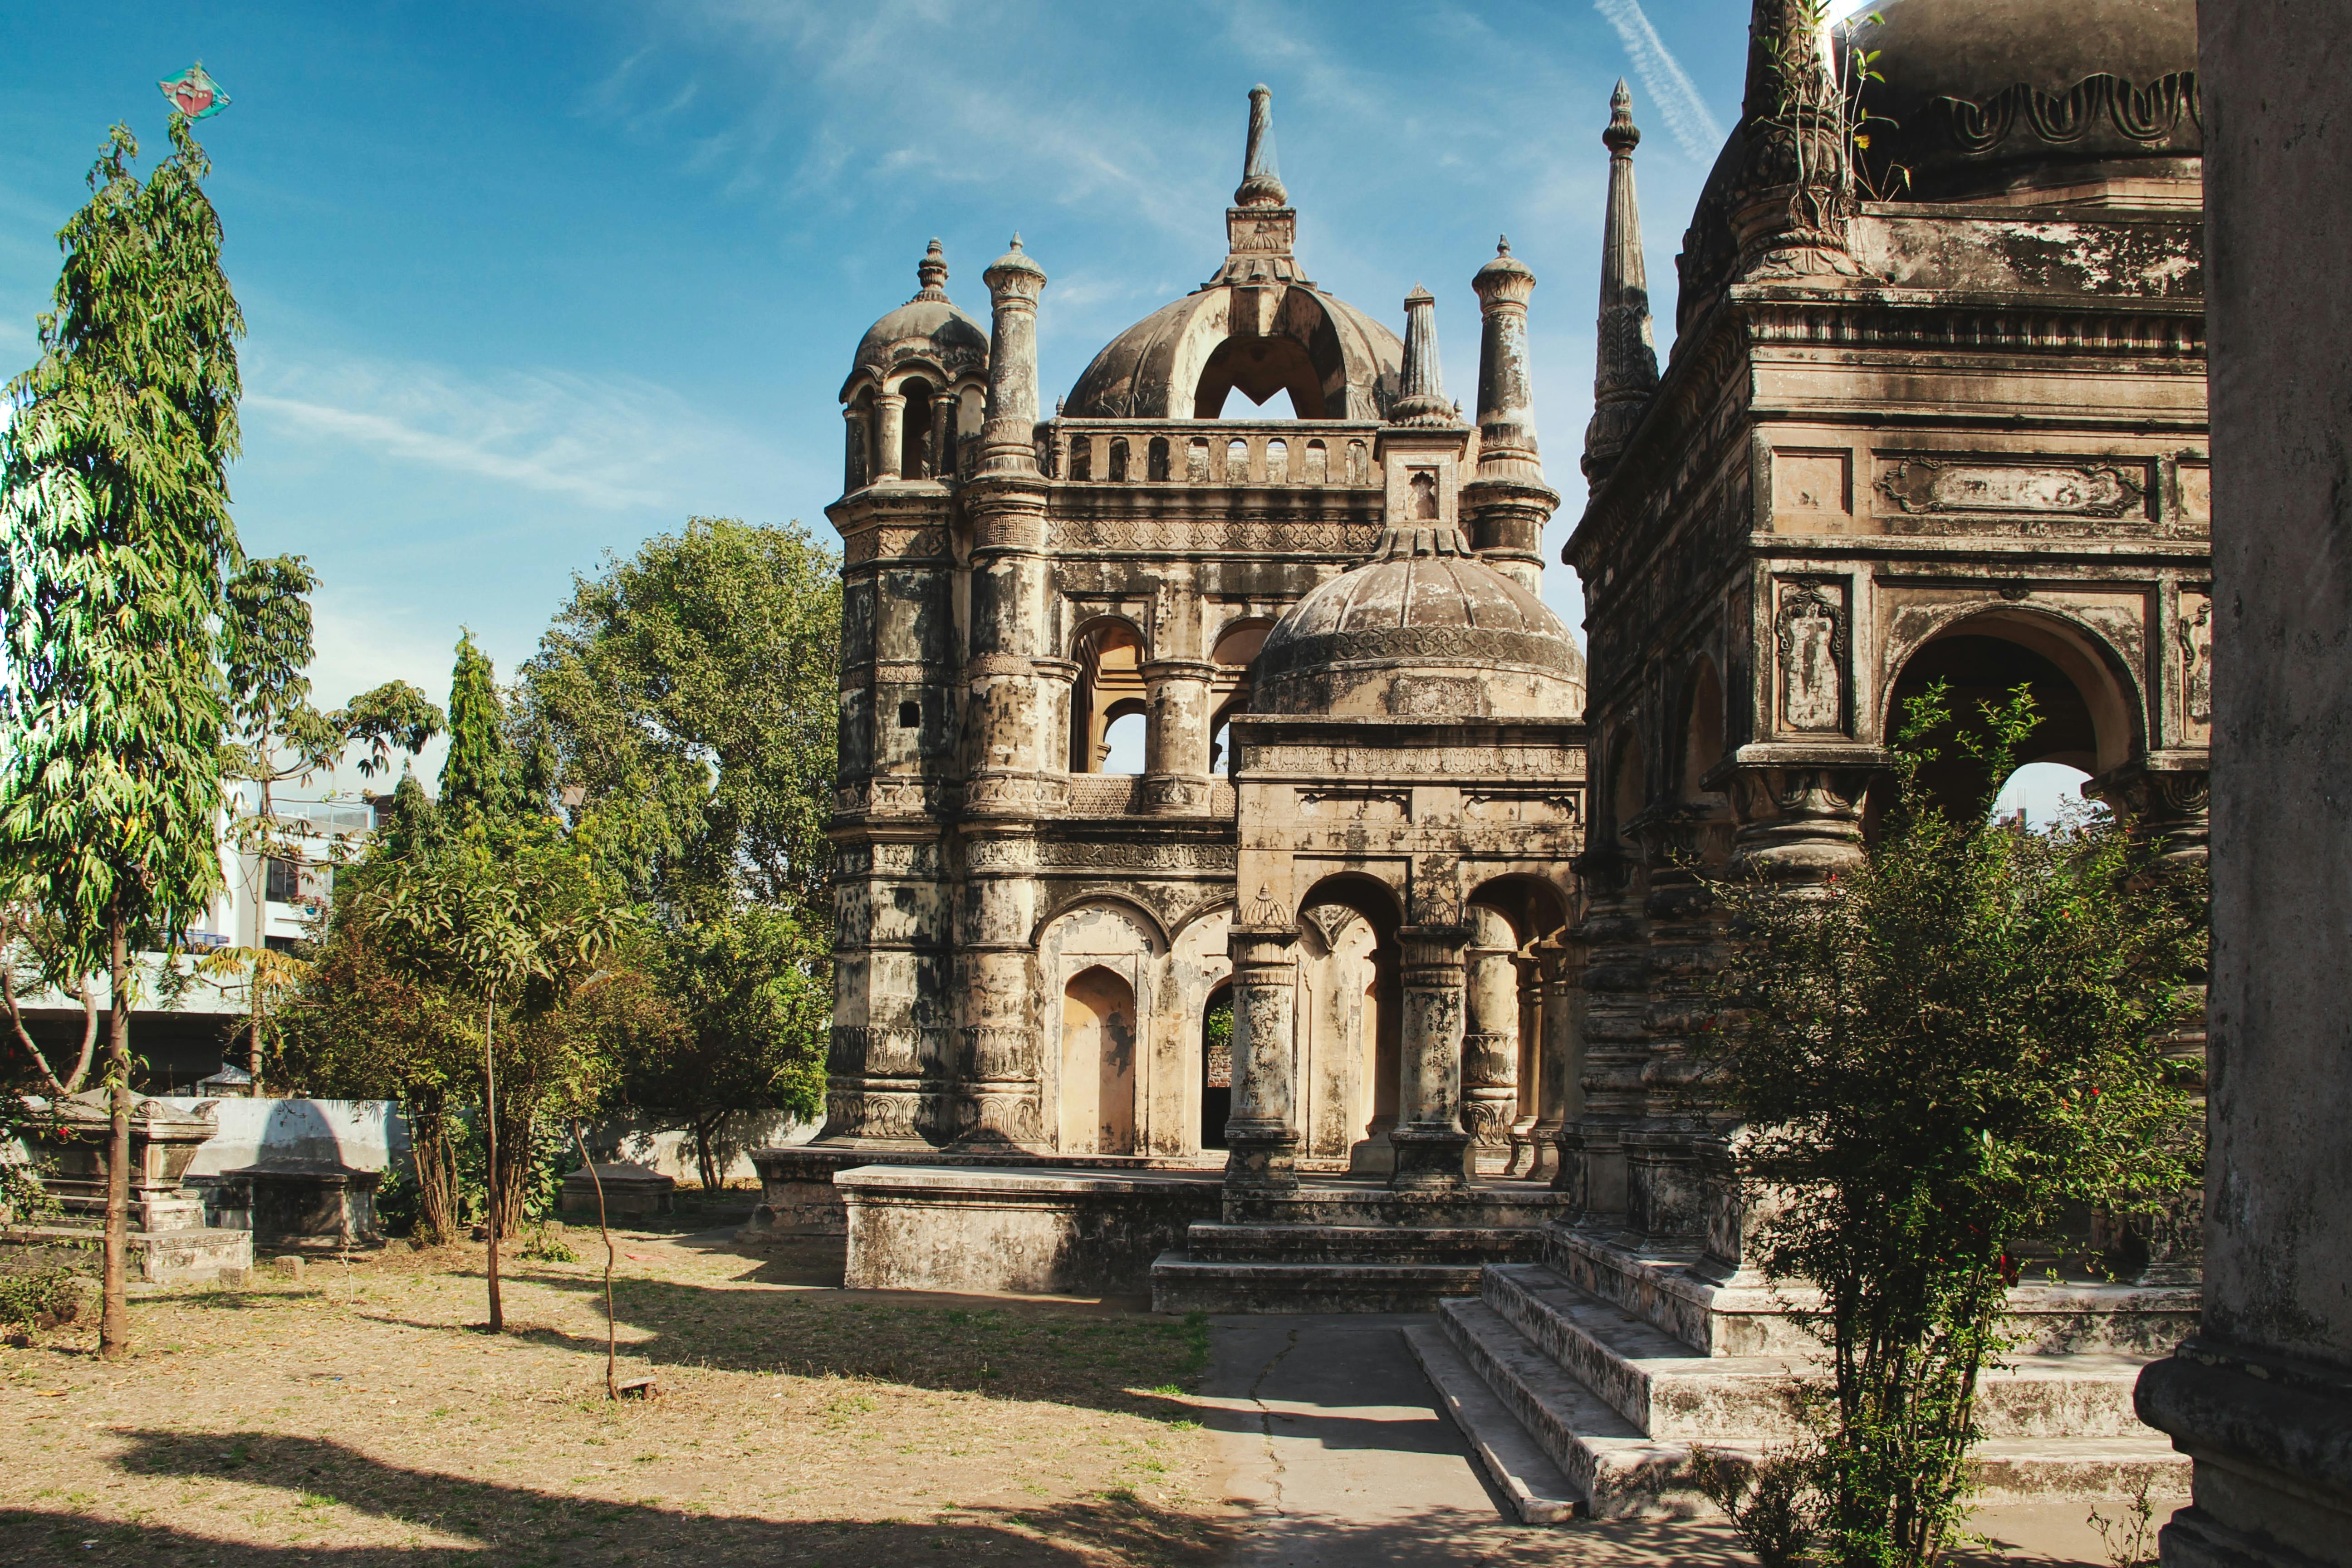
843;240;989;402
1254;524;1585;719
1064;284;1401;420
1845;0;2200;202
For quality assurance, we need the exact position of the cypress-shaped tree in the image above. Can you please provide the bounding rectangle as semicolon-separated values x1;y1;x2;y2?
0;116;246;1358
440;628;516;830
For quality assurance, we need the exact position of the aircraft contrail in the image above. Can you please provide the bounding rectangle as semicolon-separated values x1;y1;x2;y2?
1592;0;1726;163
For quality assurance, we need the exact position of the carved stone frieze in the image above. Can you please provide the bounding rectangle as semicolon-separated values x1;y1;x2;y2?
843;526;950;565
1047;518;1378;555
1035;839;1237;872
1875;456;2151;521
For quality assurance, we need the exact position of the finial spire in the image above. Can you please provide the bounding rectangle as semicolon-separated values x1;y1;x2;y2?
1390;286;1455;426
913;237;949;302
1467;231;1557;592
1584;82;1661;483
1236;83;1287;206
1727;0;1861;279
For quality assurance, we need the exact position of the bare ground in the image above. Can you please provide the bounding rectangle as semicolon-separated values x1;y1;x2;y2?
0;1219;1237;1568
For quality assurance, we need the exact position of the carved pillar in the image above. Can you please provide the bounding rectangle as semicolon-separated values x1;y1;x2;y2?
928;394;952;480
1560;848;1647;1217
1392;926;1471;1191
1462;906;1521;1175
1624;803;1727;1239
1529;934;1580;1184
954;832;1042;1147
1141;658;1215;815
2090;758;2211;1285
1224;929;1300;1200
844;406;870;493
872;392;906;484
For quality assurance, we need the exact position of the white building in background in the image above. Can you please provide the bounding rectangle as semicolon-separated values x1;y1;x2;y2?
11;784;396;1090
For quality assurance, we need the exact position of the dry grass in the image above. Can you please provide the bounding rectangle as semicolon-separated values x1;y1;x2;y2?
0;1220;1235;1567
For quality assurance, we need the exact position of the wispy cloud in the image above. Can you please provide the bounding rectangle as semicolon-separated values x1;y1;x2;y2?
245;359;778;513
1593;0;1726;163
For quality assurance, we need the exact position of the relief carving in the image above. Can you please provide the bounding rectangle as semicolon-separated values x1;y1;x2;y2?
2179;592;2213;734
1876;456;2149;520
1777;582;1847;734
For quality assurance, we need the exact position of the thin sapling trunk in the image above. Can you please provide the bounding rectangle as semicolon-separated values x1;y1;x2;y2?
101;913;131;1359
574;1119;617;1399
483;991;502;1333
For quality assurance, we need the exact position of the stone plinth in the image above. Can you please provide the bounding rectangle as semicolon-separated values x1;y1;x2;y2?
25;1094;251;1284
217;1159;383;1253
561;1162;674;1220
740;1145;1224;1243
838;1165;1221;1296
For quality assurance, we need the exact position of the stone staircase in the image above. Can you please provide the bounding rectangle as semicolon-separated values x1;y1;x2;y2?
1148;1180;1572;1313
1407;1246;2195;1521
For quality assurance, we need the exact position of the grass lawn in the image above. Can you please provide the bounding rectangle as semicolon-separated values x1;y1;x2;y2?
0;1216;1234;1567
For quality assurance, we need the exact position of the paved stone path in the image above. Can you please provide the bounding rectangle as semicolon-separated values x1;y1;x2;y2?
1198;1313;2130;1567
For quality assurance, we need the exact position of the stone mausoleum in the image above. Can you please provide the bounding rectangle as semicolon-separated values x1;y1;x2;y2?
763;0;2214;1519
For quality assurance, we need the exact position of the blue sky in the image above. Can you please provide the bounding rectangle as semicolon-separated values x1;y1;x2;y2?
1;1;2080;819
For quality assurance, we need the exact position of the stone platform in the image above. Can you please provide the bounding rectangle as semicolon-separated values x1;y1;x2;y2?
743;1145;1225;1242
1150;1178;1573;1313
9;1223;250;1287
1410;1228;2195;1520
838;1165;1222;1296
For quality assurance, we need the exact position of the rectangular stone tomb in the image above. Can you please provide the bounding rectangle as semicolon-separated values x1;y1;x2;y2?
216;1159;384;1252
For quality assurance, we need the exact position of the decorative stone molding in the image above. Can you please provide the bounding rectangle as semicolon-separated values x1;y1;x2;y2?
1876;456;2150;520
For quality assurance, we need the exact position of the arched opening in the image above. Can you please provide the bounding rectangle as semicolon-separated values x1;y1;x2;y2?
1194;334;1328;419
1107;437;1129;481
1468;875;1573;1176
1225;438;1250;482
1200;983;1233;1150
1147;437;1171;481
1061;965;1137;1155
1209;618;1272;773
1296;872;1403;1172
1068;435;1093;482
1883;617;2134;821
1265;437;1289;485
898;377;935;480
1303;439;1329;485
1070;619;1147;773
1100;708;1145;774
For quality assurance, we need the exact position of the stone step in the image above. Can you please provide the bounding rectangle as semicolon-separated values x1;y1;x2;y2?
1147;1251;1485;1314
1439;1286;2188;1521
1226;1184;1572;1230
1483;1263;2154;1441
1400;1322;1583;1524
1183;1223;1548;1265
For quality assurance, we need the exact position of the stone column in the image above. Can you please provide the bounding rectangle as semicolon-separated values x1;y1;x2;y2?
928;393;952;480
1461;906;1521;1176
1392;926;1471;1191
843;406;869;493
1141;658;1215;814
955;848;1042;1147
1626;803;1725;1240
1529;935;1580;1184
1508;957;1543;1176
1559;848;1647;1216
1224;930;1300;1199
872;392;906;484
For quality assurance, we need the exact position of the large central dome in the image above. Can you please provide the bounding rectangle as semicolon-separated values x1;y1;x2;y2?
1061;86;1404;421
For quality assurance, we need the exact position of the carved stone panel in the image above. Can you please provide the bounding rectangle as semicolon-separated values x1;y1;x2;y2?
1775;579;1849;735
1872;455;2155;534
1770;447;1858;533
2178;588;2214;742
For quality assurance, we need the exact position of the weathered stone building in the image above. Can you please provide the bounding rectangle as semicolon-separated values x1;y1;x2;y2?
783;0;2219;1519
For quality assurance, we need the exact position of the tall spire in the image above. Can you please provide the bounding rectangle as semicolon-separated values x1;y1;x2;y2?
1390;286;1456;426
979;235;1047;477
1212;83;1307;287
912;237;949;302
1726;0;1861;279
1583;82;1661;483
1235;83;1287;207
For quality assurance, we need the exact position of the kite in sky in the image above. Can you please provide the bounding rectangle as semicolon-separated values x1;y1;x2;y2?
158;63;231;120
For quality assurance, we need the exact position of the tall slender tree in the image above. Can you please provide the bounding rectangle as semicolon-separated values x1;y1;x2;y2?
441;629;517;831
0;114;246;1359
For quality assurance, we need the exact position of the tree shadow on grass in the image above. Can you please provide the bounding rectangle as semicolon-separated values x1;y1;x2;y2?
12;1426;1227;1568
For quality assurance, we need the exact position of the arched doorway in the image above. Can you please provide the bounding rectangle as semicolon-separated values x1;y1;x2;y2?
1061;966;1138;1155
1200;983;1233;1150
1070;619;1147;774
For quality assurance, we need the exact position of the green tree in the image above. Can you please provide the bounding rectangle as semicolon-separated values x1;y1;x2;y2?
615;905;828;1190
211;550;443;1090
360;827;639;1331
441;628;518;832
1699;685;2204;1568
0;116;247;1359
518;516;841;916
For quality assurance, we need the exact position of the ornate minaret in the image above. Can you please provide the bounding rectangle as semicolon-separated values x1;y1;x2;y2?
957;234;1053;1147
1389;286;1455;426
1465;237;1558;595
1212;84;1308;290
1583;83;1660;485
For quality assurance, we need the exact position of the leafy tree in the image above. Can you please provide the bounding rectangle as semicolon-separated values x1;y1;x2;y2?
441;629;519;832
0;115;249;1359
518;517;841;916
613;905;827;1190
1699;684;2204;1568
359;826;641;1331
